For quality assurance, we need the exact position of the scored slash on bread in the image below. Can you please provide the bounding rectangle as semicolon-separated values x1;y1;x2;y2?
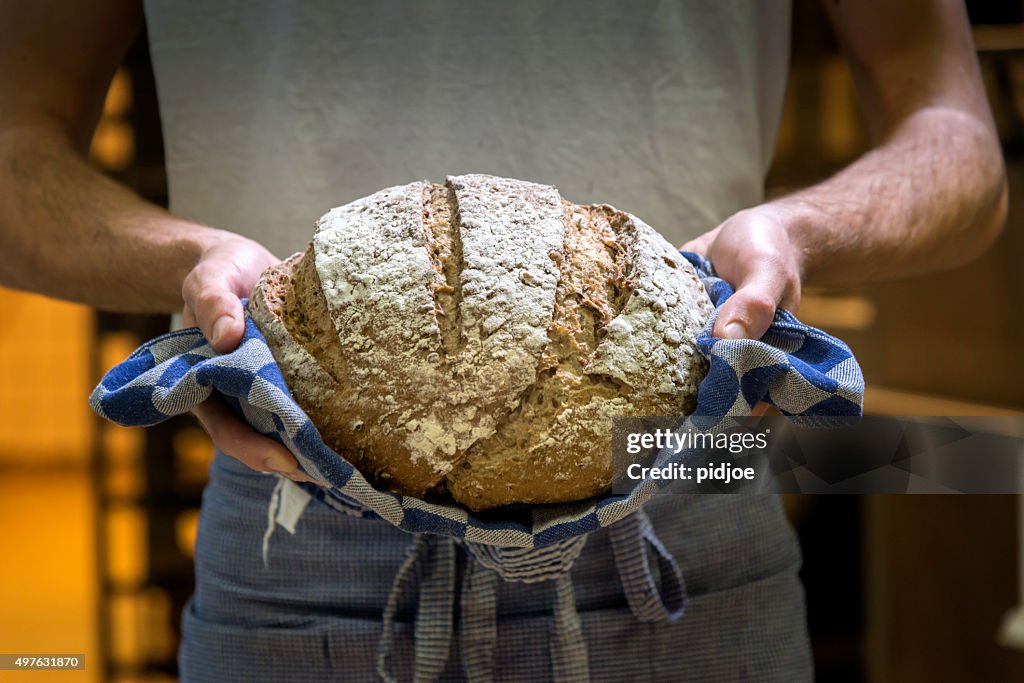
249;174;712;511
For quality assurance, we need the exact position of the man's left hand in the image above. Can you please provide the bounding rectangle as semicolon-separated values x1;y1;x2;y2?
682;204;804;341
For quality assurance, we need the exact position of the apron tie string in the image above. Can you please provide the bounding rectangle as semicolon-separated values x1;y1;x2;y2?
369;510;686;681
608;508;688;623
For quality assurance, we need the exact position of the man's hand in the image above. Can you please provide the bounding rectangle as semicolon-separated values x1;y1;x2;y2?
181;234;279;352
181;234;313;482
682;205;803;341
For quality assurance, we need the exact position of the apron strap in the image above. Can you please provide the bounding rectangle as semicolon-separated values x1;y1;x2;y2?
377;534;457;683
459;558;499;682
549;573;592;682
375;508;686;681
608;508;688;623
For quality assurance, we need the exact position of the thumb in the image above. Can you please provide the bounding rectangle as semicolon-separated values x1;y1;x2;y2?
680;227;719;256
182;262;247;353
713;270;798;340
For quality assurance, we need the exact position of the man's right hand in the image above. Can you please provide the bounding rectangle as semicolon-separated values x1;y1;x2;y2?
182;234;314;482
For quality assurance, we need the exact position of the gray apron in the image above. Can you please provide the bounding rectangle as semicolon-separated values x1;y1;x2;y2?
178;452;812;681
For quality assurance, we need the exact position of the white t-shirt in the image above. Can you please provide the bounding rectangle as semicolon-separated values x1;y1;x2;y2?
144;0;791;258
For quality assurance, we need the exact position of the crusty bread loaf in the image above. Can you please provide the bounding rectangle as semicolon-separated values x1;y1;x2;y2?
249;174;712;510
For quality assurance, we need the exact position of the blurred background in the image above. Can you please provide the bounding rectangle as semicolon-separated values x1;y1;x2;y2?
2;1;1024;681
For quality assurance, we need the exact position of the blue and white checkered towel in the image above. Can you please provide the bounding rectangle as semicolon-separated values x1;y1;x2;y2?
90;252;863;681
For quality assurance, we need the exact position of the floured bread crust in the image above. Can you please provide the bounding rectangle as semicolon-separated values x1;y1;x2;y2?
249;174;712;510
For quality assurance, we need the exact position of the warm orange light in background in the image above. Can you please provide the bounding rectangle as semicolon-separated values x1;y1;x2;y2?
0;288;98;681
0;288;99;683
0;67;152;677
0;289;94;464
0;285;191;683
0;474;96;682
91;70;134;171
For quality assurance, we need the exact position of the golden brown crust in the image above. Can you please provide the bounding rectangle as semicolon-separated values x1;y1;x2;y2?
250;175;712;509
447;203;628;508
445;203;704;510
251;246;455;497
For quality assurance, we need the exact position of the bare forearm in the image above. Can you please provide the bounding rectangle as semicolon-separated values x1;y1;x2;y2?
684;104;1007;340
0;0;302;475
0;123;228;312
773;105;1007;287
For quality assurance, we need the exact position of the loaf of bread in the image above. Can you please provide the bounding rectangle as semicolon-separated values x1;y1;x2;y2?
249;174;712;510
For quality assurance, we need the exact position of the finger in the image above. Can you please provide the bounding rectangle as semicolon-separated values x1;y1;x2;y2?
680;228;719;256
182;263;246;353
713;269;795;340
192;395;301;476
